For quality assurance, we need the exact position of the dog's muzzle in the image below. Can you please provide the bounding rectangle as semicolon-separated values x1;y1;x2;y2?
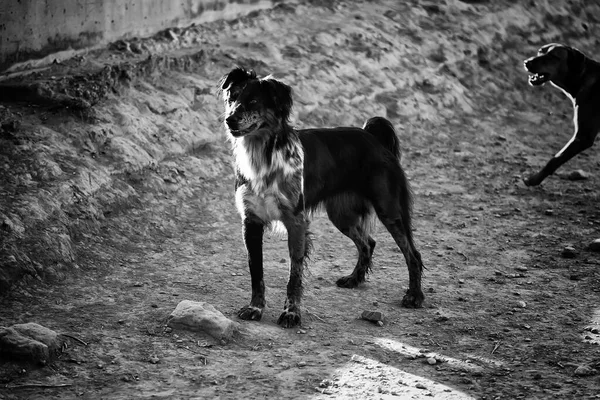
524;59;550;86
226;115;239;130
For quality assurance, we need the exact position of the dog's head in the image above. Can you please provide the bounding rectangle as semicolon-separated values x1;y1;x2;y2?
523;43;585;87
219;67;293;138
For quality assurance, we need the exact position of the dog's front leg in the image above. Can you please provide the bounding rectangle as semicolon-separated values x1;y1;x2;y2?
238;216;266;321
524;107;599;186
524;135;593;186
277;213;308;328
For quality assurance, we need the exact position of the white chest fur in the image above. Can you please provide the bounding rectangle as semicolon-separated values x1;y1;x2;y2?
233;137;304;223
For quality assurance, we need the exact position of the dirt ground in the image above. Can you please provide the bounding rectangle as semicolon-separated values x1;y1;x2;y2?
1;0;600;399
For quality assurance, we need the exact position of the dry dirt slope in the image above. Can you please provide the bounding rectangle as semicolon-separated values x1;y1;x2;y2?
1;0;600;399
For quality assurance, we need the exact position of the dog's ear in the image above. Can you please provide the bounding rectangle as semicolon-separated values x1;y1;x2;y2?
263;78;293;121
567;47;586;73
219;67;256;94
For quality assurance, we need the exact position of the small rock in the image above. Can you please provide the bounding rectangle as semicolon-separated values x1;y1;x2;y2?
574;365;596;376
517;301;527;308
319;379;333;388
426;357;437;365
567;169;589;181
148;356;160;364
361;311;385;324
562;246;577;258
544;209;554;216
167;301;239;340
515;266;528;272
297;329;307;334
588;239;600;252
416;383;428;389
458;279;465;284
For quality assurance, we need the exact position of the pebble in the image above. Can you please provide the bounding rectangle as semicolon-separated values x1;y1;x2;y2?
588;239;600;252
567;169;589;181
574;365;595;376
515;266;528;272
544;209;554;216
361;310;385;324
562;246;577;258
517;301;527;308
426;357;437;365
415;383;428;390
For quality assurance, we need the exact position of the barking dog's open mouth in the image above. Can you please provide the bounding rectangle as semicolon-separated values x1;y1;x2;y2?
528;72;549;86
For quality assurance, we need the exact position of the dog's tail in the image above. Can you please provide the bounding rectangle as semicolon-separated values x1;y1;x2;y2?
363;117;401;161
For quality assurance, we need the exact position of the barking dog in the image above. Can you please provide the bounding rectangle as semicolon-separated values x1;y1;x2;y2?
219;67;424;328
523;43;600;186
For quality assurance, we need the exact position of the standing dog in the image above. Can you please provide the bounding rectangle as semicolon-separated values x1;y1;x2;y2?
219;67;424;328
523;43;600;186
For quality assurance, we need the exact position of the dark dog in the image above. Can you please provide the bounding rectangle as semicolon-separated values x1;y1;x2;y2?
219;67;424;328
523;43;600;186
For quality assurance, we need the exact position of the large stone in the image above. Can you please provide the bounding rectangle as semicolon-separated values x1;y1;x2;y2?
0;322;60;364
167;301;239;340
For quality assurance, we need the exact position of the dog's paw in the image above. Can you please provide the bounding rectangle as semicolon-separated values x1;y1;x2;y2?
401;290;424;308
523;174;542;187
277;309;301;328
238;305;263;321
336;275;361;288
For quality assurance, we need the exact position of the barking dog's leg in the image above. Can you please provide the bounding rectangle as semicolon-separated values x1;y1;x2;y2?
524;135;594;186
238;217;266;321
277;213;308;328
524;106;600;186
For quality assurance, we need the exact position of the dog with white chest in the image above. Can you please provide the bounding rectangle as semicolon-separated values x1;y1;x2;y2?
220;67;424;328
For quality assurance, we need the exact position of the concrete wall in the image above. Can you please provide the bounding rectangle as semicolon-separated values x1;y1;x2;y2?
0;0;275;72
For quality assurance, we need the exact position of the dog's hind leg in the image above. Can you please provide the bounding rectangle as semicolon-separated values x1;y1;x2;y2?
380;217;424;308
371;177;424;308
325;196;376;289
238;216;267;321
277;212;310;328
